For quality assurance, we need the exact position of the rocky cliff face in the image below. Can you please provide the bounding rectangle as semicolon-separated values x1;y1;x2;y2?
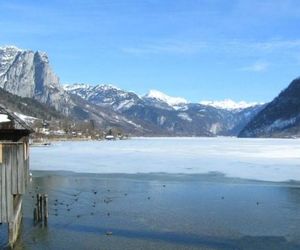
239;77;300;138
0;46;35;97
0;46;71;115
0;46;149;134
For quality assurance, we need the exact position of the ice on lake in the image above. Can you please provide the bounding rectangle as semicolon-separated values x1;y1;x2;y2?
31;137;300;182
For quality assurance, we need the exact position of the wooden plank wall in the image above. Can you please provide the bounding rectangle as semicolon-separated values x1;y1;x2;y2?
1;144;13;223
0;143;27;223
0;144;2;222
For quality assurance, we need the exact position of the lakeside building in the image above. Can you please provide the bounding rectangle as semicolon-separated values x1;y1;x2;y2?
0;105;33;247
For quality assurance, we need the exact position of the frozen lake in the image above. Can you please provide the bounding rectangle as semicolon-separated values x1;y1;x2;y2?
4;137;300;249
31;137;300;182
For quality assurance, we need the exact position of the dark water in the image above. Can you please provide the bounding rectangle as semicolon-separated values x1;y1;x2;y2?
2;172;300;249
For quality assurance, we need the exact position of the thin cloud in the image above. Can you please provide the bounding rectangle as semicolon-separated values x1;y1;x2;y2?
122;38;300;57
247;39;300;52
240;62;269;72
214;39;300;57
122;41;207;55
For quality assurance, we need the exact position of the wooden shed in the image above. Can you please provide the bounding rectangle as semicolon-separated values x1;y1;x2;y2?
0;106;33;246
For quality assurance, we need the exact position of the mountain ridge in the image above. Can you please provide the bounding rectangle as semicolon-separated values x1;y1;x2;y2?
239;77;300;138
64;83;261;111
64;82;265;136
0;45;266;136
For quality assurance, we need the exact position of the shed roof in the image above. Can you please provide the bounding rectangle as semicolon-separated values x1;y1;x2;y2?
0;105;33;133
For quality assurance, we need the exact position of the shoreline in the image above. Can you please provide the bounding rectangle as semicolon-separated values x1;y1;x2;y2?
32;136;300;142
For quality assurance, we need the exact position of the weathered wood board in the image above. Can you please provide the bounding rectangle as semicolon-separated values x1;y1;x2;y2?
0;144;2;163
0;143;27;223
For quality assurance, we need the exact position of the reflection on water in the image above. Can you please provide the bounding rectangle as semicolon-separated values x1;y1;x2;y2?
0;224;7;249
8;172;300;250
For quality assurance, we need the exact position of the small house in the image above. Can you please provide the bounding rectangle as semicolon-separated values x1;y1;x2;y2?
0;106;33;246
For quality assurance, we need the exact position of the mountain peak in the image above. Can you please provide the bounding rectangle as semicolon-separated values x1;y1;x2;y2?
0;45;23;52
144;90;188;107
200;99;261;110
94;84;122;91
35;50;49;62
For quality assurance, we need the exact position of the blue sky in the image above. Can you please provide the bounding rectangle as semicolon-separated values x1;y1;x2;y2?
1;0;300;103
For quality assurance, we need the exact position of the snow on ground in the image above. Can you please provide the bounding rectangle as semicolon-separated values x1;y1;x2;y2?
31;137;300;182
14;112;37;124
178;112;192;122
116;100;135;111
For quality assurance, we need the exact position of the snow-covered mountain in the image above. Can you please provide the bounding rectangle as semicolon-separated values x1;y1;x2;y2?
64;83;141;112
0;46;23;77
0;46;149;134
64;83;264;136
239;77;300;138
0;45;71;114
143;90;187;110
200;99;261;110
0;45;267;137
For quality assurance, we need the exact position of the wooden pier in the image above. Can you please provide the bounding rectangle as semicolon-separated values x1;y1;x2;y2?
0;106;32;247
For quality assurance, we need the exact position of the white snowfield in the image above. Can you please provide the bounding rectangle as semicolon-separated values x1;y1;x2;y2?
31;137;300;182
144;89;188;106
200;99;262;110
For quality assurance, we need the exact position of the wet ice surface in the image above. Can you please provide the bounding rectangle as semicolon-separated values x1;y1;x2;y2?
12;173;300;250
31;137;300;182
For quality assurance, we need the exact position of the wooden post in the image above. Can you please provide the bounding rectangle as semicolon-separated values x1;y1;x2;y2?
33;207;37;224
39;194;43;222
8;196;23;248
34;193;49;225
43;194;48;225
36;194;40;222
